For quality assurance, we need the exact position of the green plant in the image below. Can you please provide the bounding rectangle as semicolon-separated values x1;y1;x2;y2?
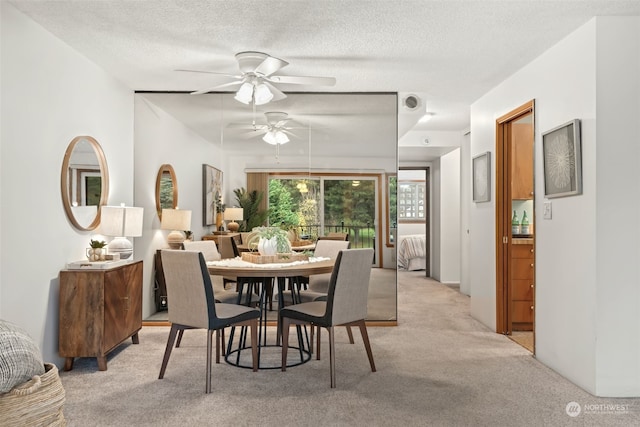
215;193;226;213
250;226;291;253
233;187;268;231
89;239;107;249
184;230;193;239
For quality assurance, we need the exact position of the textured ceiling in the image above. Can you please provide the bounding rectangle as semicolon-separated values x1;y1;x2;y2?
9;0;640;161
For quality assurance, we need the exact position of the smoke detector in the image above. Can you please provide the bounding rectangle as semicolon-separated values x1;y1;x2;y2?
402;94;421;111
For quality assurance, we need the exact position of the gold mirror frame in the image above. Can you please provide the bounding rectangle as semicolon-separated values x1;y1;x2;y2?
155;164;178;219
60;136;109;231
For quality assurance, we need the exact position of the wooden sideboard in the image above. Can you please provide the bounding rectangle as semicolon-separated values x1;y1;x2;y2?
59;260;143;371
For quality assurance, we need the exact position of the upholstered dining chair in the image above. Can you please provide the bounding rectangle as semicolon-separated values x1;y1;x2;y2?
279;239;353;349
158;250;260;393
281;239;350;304
182;240;257;305
317;232;349;241
280;248;376;388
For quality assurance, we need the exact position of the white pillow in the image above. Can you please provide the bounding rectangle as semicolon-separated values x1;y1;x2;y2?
0;320;45;393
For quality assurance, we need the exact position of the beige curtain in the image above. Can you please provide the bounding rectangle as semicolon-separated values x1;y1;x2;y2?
246;172;268;215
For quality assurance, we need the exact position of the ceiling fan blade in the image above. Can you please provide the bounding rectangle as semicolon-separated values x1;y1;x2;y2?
175;69;240;79
263;82;287;101
190;80;243;95
228;123;268;130
275;119;290;127
238;129;266;139
254;55;289;77
269;75;336;86
281;129;299;138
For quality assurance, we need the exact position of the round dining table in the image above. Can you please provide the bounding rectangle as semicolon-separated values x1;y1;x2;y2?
206;258;334;369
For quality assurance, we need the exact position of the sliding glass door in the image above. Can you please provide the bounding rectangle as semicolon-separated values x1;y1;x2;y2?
269;174;379;266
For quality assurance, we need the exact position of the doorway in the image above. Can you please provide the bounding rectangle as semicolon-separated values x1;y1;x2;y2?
398;167;430;277
495;100;535;353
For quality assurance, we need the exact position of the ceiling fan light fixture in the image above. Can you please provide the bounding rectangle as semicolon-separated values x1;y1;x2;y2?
253;83;274;105
234;82;254;104
263;129;289;145
275;130;289;144
263;131;278;145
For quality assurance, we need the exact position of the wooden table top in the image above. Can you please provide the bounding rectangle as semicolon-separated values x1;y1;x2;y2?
207;258;334;278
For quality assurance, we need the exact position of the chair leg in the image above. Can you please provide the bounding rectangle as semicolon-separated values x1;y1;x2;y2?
357;320;376;372
281;317;291;371
215;330;221;364
159;324;179;379
250;318;258;372
316;326;321;360
346;326;355;344
328;326;336;388
176;329;184;347
310;324;314;354
206;330;214;393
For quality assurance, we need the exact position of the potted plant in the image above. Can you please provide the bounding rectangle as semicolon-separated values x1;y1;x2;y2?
215;193;226;231
87;239;107;261
249;226;291;256
233;187;268;231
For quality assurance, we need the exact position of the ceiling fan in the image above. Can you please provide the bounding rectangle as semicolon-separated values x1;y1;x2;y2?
230;112;304;145
177;51;337;105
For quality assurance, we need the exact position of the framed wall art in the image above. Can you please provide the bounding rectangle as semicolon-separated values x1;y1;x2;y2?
202;164;223;226
472;151;491;203
542;119;582;198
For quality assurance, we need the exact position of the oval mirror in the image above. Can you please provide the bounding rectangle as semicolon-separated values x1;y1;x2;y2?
60;136;109;231
155;164;178;219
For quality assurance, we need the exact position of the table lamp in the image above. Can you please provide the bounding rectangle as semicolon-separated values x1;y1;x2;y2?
224;207;243;232
161;208;192;249
100;205;144;259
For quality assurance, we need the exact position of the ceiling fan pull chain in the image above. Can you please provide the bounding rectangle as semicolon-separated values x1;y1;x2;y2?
252;99;257;128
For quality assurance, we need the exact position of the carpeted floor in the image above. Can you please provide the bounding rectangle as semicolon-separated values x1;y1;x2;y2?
57;270;640;426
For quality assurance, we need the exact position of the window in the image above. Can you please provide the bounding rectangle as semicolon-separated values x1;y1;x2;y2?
398;181;426;222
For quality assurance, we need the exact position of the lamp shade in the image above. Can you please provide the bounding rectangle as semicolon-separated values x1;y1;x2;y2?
100;206;144;237
99;205;144;259
224;207;243;232
161;209;192;231
224;207;243;221
161;209;192;249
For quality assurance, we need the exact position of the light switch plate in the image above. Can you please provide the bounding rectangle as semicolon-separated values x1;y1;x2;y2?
543;201;552;219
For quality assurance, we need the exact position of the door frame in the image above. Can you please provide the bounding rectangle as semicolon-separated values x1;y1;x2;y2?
495;100;535;334
399;166;430;276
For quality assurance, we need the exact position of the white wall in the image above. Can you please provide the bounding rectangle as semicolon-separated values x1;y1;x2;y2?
460;132;471;295
470;17;640;396
439;149;460;284
1;4;134;365
593;16;640;396
134;94;225;319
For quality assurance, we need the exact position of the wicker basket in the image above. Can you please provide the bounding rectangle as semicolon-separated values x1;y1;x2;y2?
241;252;309;264
0;363;66;426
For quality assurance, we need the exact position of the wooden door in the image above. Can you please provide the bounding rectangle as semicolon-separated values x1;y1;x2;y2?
495;101;535;338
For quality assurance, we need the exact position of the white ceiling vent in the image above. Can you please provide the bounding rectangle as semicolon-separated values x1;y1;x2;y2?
402;94;421;111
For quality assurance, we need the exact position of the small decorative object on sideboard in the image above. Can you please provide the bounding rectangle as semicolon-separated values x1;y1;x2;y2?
86;239;107;261
250;226;291;256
